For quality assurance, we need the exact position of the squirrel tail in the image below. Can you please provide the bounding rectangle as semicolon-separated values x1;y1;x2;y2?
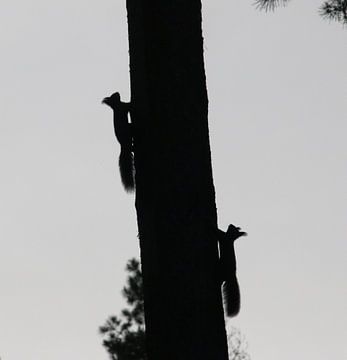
119;148;135;192
222;275;241;317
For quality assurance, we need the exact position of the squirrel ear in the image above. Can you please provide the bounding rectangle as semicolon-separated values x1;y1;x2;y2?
113;92;121;102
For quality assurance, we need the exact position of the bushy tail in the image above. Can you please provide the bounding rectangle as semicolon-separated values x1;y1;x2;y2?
119;148;135;192
222;275;241;317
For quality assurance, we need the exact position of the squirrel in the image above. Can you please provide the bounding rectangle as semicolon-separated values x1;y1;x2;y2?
216;224;247;317
102;92;135;192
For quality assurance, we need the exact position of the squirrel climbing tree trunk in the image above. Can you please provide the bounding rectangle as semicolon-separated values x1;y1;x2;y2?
126;1;229;359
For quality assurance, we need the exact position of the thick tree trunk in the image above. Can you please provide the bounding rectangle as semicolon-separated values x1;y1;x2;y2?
126;1;228;359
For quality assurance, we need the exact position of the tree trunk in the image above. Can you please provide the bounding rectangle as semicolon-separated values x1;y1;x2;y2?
126;1;228;359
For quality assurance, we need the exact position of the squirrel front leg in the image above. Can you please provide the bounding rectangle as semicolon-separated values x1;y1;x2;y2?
217;224;247;317
102;92;135;192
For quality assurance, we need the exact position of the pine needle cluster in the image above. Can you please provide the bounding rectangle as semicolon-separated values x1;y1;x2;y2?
320;0;347;25
255;0;347;25
99;259;146;360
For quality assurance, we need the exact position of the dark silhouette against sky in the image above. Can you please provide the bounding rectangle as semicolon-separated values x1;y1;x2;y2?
0;1;346;360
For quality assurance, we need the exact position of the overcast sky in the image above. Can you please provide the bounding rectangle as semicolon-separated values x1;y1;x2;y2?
0;1;346;360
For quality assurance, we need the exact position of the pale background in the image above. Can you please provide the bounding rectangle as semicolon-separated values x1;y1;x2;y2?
0;1;346;359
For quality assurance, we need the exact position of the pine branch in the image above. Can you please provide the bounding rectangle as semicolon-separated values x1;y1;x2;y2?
320;0;347;24
254;0;291;11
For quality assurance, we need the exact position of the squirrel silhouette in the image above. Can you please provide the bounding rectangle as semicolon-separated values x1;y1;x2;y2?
217;224;247;317
102;92;135;192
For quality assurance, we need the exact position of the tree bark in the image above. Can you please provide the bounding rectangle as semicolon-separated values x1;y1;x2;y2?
126;1;228;359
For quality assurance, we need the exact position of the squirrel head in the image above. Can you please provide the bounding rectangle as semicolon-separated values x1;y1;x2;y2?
102;92;121;108
226;224;247;241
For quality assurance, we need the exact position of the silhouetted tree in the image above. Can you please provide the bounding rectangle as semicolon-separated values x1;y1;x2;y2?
100;259;250;360
256;0;347;25
126;1;227;359
100;259;146;360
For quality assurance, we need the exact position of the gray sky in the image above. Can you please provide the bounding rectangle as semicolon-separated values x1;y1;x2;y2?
0;1;346;360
